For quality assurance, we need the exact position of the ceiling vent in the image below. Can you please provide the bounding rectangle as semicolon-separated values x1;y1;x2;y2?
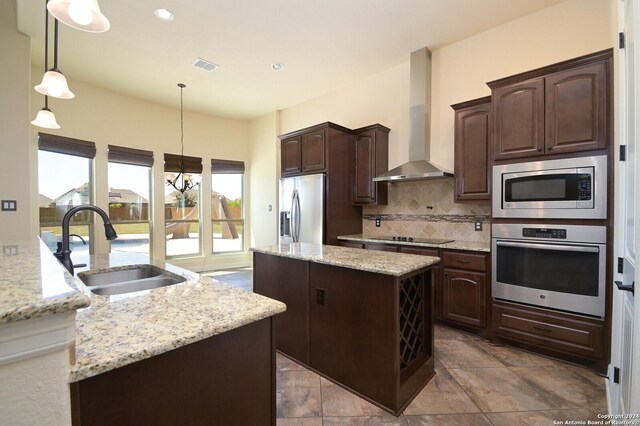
192;58;219;72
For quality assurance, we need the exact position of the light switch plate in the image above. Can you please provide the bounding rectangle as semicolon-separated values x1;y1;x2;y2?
474;221;482;231
1;200;17;211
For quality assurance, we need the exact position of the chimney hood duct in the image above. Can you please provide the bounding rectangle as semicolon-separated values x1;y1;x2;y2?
373;48;453;182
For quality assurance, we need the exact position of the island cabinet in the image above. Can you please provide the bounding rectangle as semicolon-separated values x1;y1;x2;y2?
489;49;612;162
252;245;439;415
352;124;390;205
70;318;277;426
451;97;491;201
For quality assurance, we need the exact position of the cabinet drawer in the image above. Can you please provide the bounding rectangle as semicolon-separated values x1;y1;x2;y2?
442;251;486;272
493;302;604;359
398;247;439;258
364;243;397;252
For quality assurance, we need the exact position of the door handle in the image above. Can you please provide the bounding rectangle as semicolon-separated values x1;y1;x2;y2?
615;280;635;295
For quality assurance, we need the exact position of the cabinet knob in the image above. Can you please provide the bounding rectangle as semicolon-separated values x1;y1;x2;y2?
547;146;553;150
537;147;542;151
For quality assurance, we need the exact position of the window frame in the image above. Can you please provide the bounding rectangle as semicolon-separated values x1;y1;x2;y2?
211;159;245;255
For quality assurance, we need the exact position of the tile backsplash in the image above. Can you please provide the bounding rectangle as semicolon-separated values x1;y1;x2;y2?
363;179;491;243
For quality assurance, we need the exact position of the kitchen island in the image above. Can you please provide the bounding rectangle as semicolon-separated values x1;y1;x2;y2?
0;238;285;426
251;242;440;416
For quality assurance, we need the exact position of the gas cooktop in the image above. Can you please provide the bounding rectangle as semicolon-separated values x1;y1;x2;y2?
369;236;454;244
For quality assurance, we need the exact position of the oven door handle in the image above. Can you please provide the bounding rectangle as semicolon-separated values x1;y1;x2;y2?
496;241;599;253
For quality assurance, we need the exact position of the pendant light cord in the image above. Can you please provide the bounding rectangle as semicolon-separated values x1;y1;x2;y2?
53;17;59;70
180;84;184;159
44;0;49;108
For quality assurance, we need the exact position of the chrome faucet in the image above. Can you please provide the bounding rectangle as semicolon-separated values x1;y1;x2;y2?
54;205;117;275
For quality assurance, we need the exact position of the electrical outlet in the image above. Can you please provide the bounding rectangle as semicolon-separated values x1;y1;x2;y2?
375;218;381;227
316;288;325;305
474;221;483;231
1;200;17;211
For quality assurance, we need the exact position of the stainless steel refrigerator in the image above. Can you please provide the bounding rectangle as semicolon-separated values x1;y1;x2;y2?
279;173;325;244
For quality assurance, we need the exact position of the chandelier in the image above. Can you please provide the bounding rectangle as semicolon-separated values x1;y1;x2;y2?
166;83;198;194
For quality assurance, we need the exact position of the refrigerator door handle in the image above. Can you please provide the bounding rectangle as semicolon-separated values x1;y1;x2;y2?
293;190;301;242
290;190;297;242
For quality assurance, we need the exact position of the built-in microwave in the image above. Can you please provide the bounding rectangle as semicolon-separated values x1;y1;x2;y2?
492;155;607;219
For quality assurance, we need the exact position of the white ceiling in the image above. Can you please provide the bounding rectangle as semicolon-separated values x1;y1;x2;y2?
17;0;566;120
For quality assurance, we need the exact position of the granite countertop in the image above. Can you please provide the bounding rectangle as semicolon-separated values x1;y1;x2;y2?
251;242;439;276
0;238;91;325
337;234;490;253
69;253;286;382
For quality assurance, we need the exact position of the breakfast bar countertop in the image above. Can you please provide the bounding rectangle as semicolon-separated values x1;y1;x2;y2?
337;234;490;252
250;242;440;276
69;252;286;382
0;238;91;325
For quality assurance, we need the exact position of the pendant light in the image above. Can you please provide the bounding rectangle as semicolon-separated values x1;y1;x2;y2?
166;83;198;194
34;15;75;99
47;0;110;33
32;0;60;129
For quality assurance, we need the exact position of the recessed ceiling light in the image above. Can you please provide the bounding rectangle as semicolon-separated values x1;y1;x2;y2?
271;63;285;71
154;8;174;21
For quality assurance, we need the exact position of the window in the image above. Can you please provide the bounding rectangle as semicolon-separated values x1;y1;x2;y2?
165;154;202;257
211;159;244;253
108;145;153;255
38;133;95;261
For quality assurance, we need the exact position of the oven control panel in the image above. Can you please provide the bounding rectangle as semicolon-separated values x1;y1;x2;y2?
522;228;567;239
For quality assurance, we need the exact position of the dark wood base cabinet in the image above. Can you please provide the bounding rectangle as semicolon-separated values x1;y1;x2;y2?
491;300;606;373
70;319;276;426
253;252;435;416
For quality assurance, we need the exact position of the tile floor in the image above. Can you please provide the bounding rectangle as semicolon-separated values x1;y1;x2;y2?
207;268;609;425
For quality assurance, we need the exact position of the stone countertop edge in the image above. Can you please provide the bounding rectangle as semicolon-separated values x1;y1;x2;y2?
0;238;91;325
250;242;440;277
66;253;286;383
337;234;491;253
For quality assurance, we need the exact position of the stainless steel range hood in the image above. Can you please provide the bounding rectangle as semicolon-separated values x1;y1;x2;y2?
373;48;453;182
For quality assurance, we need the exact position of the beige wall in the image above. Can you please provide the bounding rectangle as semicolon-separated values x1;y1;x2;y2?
248;112;280;248
431;0;614;170
279;0;614;174
0;0;33;240
29;71;251;270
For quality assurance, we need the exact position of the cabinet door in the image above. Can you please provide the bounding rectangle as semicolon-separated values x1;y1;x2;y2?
442;268;486;328
281;137;302;175
353;131;377;203
545;61;609;154
492;78;545;161
301;130;326;172
309;263;397;409
454;101;491;200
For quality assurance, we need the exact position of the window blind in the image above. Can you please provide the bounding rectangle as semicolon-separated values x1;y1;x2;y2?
108;145;154;167
164;153;203;174
38;133;96;159
211;159;245;174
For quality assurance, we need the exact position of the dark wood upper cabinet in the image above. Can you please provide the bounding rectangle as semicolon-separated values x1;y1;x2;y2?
352;124;390;205
492;78;545;161
281;137;302;175
452;97;492;200
545;61;608;154
488;49;612;162
301;130;326;172
279;122;364;245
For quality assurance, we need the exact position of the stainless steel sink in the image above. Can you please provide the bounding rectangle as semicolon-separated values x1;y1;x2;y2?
78;264;186;296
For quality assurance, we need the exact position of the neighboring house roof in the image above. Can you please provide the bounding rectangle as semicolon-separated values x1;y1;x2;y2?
52;182;90;206
39;194;53;208
109;187;148;204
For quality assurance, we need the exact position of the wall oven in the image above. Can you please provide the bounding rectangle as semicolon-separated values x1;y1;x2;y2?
492;223;607;318
492;155;607;219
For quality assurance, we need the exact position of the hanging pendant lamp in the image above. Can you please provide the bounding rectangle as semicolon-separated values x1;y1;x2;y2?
47;0;110;33
35;16;75;99
166;83;198;194
32;0;61;129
